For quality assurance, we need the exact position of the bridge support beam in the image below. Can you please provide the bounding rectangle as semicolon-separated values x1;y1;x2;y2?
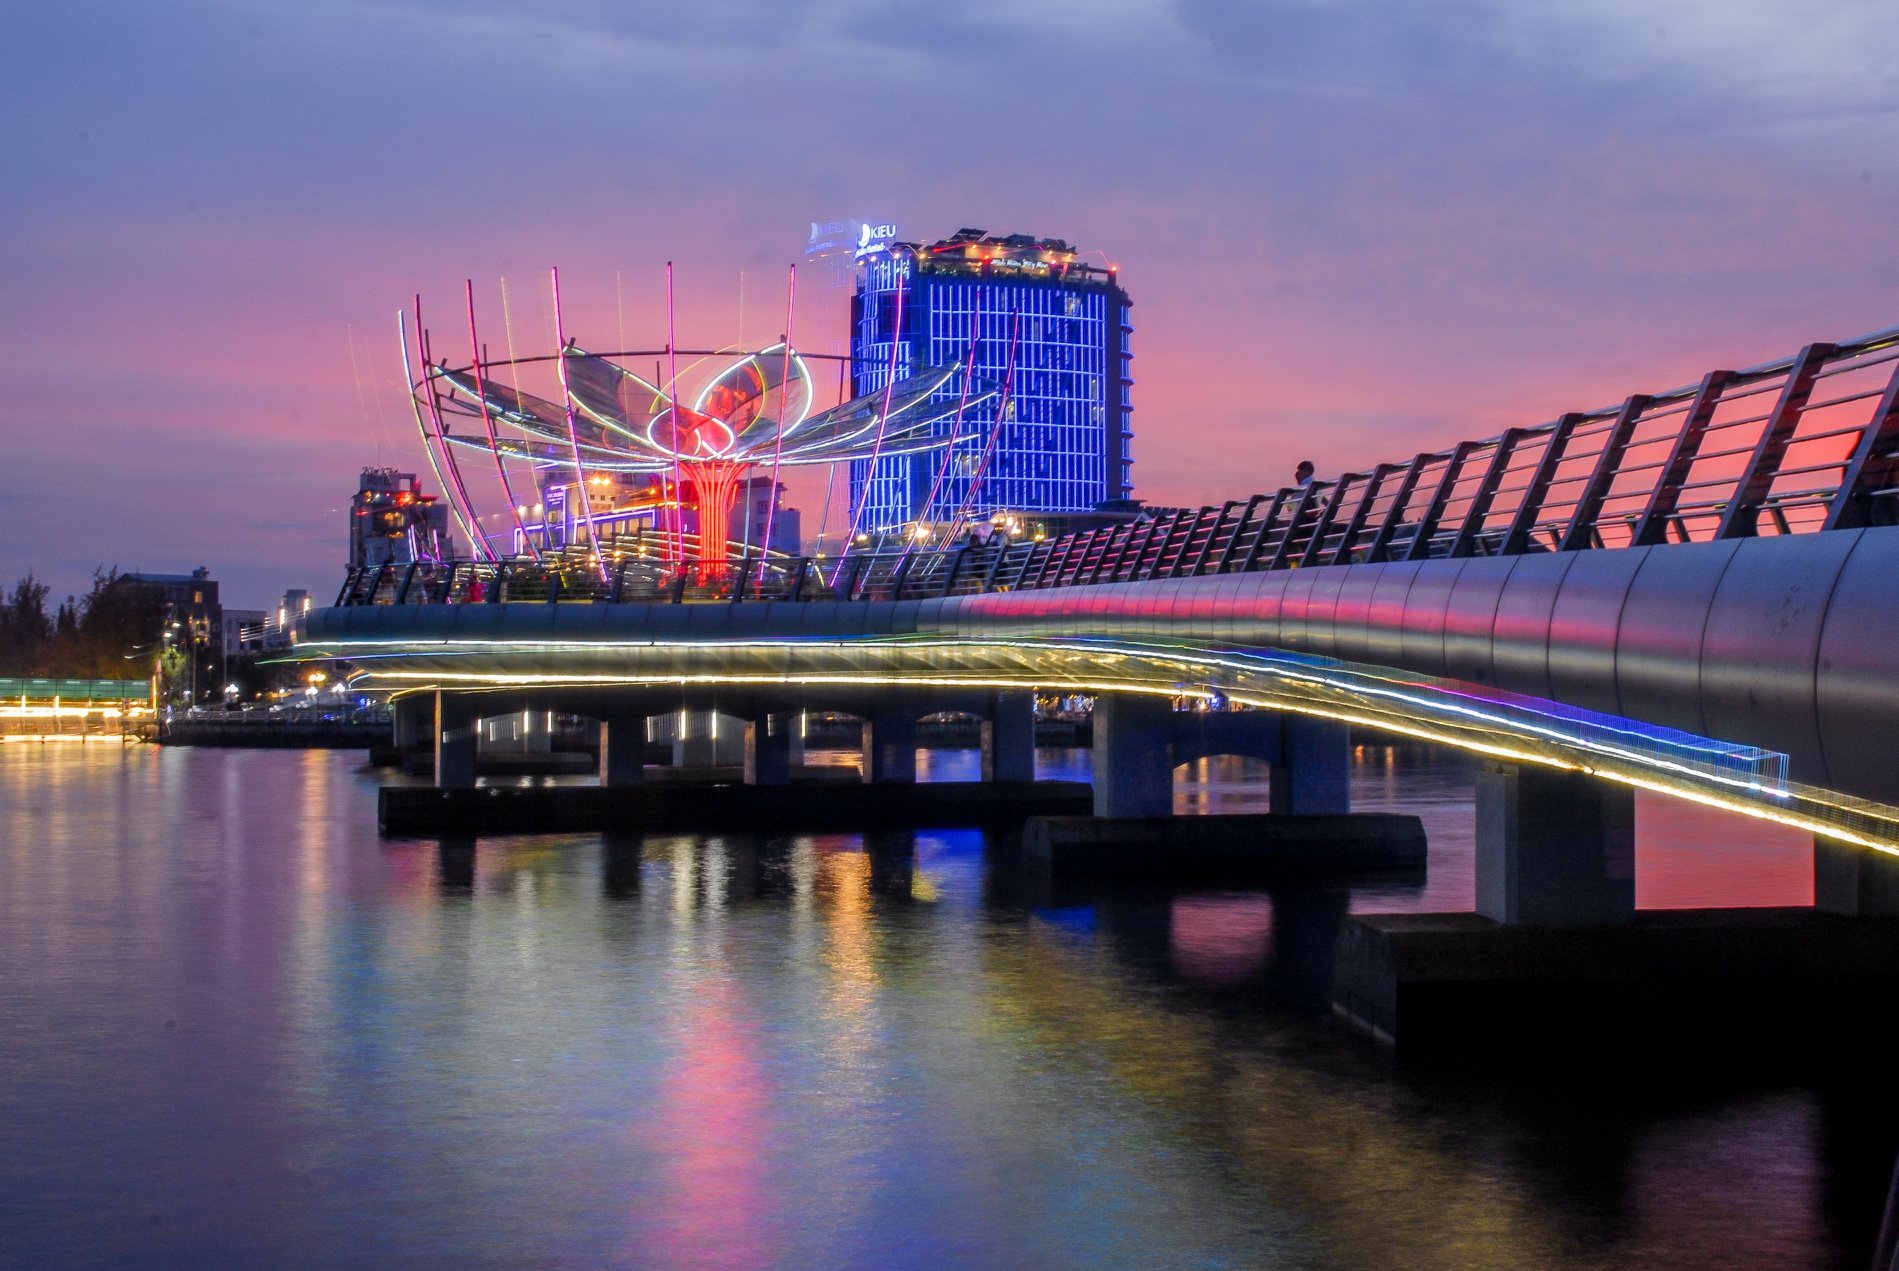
861;711;917;785
393;695;428;750
674;710;744;769
1476;763;1634;926
1093;693;1175;818
598;710;646;788
982;690;1036;784
434;691;478;790
1814;836;1899;916
1271;715;1352;815
745;711;794;786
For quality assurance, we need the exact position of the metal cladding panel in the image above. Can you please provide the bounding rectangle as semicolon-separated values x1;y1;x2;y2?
1355;562;1423;669
722;604;780;636
1440;555;1521;686
1700;531;1863;787
1113;583;1160;641
1174;575;1224;642
1546;547;1650;716
1276;566;1325;654
1400;559;1471;677
1815;529;1899;804
1612;538;1741;739
1488;552;1579;702
550;604;614;639
886;600;924;635
910;597;950;632
499;603;562;640
793;600;843;637
860;601;904;636
1192;569;1238;638
1301;564;1352;659
1328;566;1385;663
1232;570;1294;646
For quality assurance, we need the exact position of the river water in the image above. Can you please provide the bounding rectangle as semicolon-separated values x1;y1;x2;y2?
0;742;1888;1269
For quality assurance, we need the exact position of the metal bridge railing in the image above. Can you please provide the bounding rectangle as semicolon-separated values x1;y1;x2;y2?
333;323;1899;608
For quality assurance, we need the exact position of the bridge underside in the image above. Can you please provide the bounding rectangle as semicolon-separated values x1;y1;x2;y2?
292;621;1899;854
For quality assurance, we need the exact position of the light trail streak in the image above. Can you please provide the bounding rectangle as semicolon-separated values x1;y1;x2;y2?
285;630;1899;854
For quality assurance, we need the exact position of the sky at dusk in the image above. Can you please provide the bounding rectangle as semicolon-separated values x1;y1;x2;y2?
5;0;1898;608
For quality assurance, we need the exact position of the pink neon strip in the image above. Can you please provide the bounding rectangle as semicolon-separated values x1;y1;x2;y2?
549;267;606;580
397;308;475;560
466;280;539;561
666;262;686;567
908;291;985;558
831;276;907;585
411;297;496;561
947;305;1023;532
757;264;796;581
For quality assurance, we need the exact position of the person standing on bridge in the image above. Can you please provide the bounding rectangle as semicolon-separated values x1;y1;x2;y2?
1295;460;1315;488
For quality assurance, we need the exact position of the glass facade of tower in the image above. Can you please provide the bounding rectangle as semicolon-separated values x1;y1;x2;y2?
850;231;1132;536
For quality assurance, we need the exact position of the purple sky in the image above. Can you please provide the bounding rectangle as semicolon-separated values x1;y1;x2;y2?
6;1;1897;609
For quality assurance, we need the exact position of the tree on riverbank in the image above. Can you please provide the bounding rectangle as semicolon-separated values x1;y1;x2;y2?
0;570;163;679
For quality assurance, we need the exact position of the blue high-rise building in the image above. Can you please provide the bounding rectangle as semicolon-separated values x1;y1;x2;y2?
849;229;1133;537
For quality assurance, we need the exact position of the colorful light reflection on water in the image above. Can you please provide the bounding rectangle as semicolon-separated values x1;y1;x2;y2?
0;744;1878;1268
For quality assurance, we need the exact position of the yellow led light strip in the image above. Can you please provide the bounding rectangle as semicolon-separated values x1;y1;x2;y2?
294;633;1899;855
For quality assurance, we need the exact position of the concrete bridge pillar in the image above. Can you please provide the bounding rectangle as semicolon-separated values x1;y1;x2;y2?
392;695;429;750
1272;715;1351;815
745;711;795;786
597;710;646;787
674;710;745;769
1815;837;1899;916
1093;693;1175;818
982;690;1036;784
1476;762;1634;926
861;711;917;784
435;691;478;790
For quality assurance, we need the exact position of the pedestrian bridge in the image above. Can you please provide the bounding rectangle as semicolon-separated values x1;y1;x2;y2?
300;324;1899;850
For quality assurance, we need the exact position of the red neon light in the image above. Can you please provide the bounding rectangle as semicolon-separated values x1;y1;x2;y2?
758;263;796;580
550;267;606;579
412;296;495;561
466;279;539;562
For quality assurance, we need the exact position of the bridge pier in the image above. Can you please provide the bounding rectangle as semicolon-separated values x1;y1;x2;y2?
597;709;646;787
745;711;794;786
982;690;1036;784
1475;762;1635;926
674;709;745;769
861;710;918;784
434;691;477;790
1815;836;1899;916
392;695;428;751
1271;715;1352;816
1092;693;1175;818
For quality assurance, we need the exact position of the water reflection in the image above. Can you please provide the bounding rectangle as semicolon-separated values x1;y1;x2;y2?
0;745;1881;1268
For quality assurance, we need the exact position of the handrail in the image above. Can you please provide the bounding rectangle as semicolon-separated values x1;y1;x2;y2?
331;325;1899;608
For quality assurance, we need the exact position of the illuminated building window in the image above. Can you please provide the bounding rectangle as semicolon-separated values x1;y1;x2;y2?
849;231;1133;534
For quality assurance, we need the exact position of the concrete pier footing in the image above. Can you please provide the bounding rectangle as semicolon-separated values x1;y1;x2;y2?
1333;763;1899;1048
1026;812;1425;879
1476;762;1635;927
1816;836;1899;916
379;779;1091;835
1332;908;1899;1050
